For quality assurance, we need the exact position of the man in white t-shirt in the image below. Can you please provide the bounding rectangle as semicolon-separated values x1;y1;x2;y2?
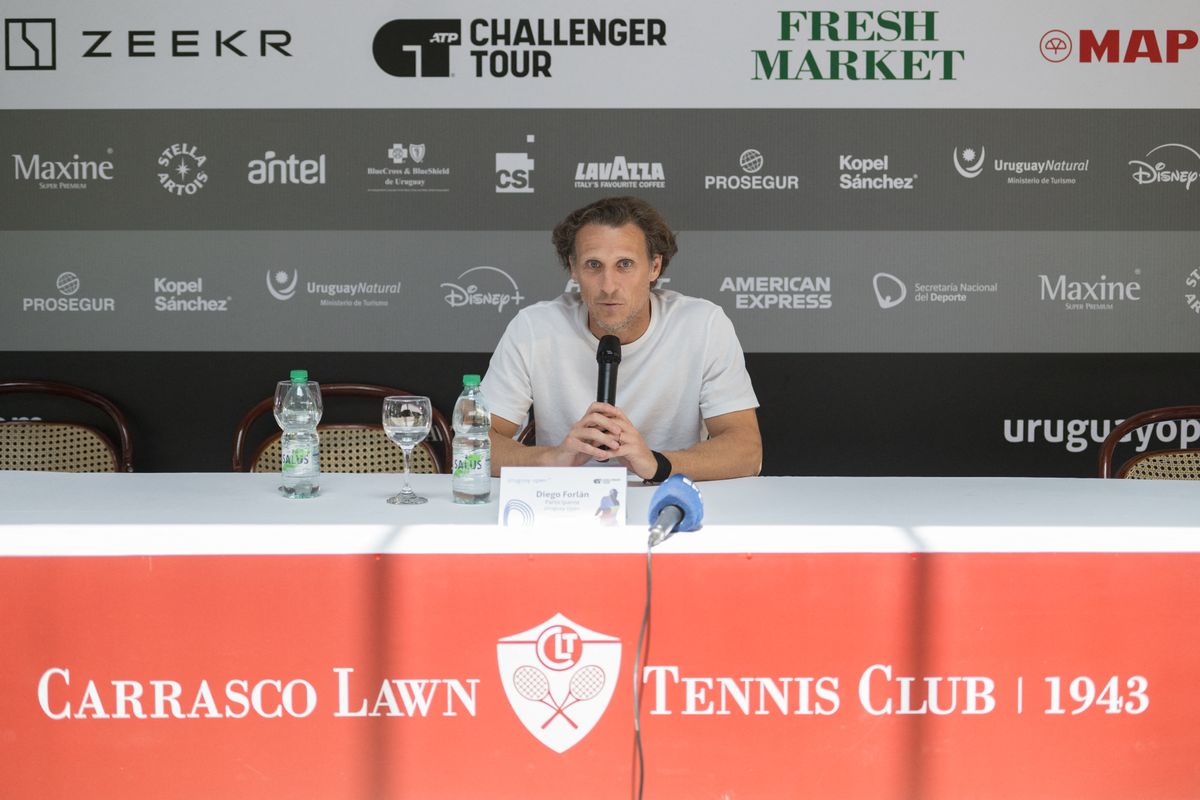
481;196;761;482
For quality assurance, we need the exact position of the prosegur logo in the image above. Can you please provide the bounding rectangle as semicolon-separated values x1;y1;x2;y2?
753;10;964;81
5;19;55;69
373;17;666;79
1039;270;1141;312
954;145;1090;185
11;149;114;190
720;276;832;310
23;272;115;312
368;142;450;193
157;143;208;196
496;134;535;193
574;156;665;190
497;614;620;753
705;148;800;191
1041;28;1198;64
1129;143;1199;191
839;154;915;190
441;266;525;313
265;269;401;308
247;151;326;185
153;277;229;312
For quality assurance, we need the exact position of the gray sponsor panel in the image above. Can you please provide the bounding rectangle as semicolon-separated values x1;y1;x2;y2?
4;230;1196;352
1;110;1196;231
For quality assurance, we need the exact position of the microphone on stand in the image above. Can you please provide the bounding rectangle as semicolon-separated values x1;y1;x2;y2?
596;334;621;405
647;475;704;548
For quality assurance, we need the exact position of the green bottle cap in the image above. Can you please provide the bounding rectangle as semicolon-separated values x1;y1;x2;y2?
290;369;309;383
463;374;481;386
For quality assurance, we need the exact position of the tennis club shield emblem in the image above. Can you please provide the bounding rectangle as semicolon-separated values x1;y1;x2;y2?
497;613;621;753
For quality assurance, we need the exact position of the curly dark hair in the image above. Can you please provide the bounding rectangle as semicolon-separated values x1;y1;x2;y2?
551;196;678;276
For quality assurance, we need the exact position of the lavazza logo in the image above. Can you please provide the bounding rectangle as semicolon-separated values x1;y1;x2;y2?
22;271;115;313
441;266;525;313
372;17;666;79
1039;27;1197;64
839;154;915;190
157;143;207;196
266;270;401;308
247;151;326;185
704;149;800;191
367;142;450;193
3;18;292;70
1038;270;1141;312
574;156;665;190
720;275;832;310
753;10;964;81
1129;143;1199;192
953;145;1090;186
11;149;114;191
153;277;229;312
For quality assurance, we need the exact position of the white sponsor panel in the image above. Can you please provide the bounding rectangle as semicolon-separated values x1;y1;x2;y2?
3;2;1196;108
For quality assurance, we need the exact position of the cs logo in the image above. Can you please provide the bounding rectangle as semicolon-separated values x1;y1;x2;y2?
373;19;461;77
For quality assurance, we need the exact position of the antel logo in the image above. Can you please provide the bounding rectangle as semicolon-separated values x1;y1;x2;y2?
373;19;461;77
1042;28;1198;63
5;18;55;69
247;151;327;185
954;145;986;178
1039;30;1072;63
496;134;535;193
497;614;620;753
267;270;298;301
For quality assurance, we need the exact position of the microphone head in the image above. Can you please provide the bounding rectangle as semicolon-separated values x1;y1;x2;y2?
647;474;704;532
596;334;622;364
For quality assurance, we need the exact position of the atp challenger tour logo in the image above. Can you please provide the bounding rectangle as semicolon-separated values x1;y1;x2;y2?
497;614;621;753
374;17;666;78
753;10;964;80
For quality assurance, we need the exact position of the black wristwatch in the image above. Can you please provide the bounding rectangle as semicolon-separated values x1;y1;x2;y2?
648;450;672;483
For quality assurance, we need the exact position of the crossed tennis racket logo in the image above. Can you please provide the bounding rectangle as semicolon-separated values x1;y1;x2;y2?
513;664;607;729
497;613;622;753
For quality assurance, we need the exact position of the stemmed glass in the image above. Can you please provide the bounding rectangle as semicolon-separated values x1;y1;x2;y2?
382;395;432;505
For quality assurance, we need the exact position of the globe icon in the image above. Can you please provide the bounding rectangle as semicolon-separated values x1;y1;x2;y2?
56;272;80;296
739;149;764;174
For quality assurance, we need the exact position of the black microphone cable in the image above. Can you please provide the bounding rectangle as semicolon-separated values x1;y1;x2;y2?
632;537;654;800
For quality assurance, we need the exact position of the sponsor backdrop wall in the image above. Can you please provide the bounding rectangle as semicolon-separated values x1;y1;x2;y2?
1;0;1197;475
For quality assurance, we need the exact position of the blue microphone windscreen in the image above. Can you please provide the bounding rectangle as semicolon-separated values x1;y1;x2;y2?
647;474;704;532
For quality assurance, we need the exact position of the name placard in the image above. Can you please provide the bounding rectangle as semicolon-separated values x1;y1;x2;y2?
498;467;628;527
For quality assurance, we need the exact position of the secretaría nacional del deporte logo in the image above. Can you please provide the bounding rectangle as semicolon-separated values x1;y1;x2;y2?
497;614;621;753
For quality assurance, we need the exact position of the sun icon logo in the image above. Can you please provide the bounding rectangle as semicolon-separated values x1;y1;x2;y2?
266;269;299;301
953;145;986;179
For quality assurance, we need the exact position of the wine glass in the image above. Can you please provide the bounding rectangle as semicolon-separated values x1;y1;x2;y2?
382;395;432;505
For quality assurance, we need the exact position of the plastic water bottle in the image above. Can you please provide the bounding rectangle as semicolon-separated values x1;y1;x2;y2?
452;374;491;504
274;369;322;499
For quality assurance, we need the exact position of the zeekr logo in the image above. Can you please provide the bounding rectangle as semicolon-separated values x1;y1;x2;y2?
497;614;620;753
4;18;55;69
373;19;461;77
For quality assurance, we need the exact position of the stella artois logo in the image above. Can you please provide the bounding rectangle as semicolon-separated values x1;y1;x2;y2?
497;613;621;753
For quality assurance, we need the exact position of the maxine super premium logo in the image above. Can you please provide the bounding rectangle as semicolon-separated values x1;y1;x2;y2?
373;17;666;79
12;149;114;190
753;10;964;80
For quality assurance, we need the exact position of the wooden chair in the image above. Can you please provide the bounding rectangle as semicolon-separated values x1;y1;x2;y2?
1097;405;1200;479
0;380;134;472
232;383;452;474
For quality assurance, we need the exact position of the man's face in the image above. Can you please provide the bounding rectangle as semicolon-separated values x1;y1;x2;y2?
569;222;662;343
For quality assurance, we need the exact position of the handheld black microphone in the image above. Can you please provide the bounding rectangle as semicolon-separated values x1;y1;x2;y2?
596;335;621;405
647;475;704;548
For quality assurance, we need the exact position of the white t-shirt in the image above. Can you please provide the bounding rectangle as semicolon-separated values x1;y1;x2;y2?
481;289;758;455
